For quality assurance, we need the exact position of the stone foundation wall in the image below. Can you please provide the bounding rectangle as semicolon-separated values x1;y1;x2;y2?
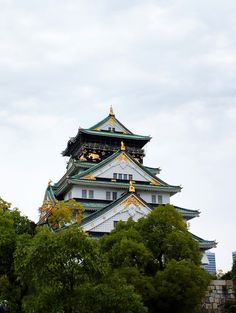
201;280;235;313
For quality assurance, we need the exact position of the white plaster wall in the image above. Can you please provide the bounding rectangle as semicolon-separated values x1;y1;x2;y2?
69;185;124;200
101;121;124;132
90;210;145;233
95;158;153;183
64;190;72;201
139;192;170;204
65;185;170;204
83;198;152;232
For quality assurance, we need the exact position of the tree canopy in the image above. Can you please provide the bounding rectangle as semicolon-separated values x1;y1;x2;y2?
14;226;146;313
100;205;209;313
0;198;36;313
1;198;210;313
39;199;84;229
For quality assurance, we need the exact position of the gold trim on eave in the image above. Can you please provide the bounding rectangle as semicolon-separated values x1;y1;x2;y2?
122;195;142;209
83;175;96;180
116;152;129;162
150;179;160;186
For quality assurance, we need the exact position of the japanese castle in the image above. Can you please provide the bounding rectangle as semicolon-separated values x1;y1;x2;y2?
39;106;216;260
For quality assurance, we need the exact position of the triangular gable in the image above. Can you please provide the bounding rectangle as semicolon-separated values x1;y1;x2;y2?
89;115;133;134
80;151;164;186
81;193;152;232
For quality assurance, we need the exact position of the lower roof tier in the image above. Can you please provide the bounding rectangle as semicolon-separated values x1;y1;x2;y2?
40;187;215;251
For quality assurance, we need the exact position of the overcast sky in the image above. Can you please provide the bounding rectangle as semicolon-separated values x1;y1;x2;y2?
0;0;236;272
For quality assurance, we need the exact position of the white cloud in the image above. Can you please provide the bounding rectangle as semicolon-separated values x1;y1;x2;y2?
0;0;235;272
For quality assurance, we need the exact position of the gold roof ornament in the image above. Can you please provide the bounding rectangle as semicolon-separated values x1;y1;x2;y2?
79;155;87;161
109;105;115;116
121;141;126;151
129;180;135;193
83;174;96;180
48;179;53;186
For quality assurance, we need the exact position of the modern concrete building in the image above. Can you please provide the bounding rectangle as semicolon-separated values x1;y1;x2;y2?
204;251;216;275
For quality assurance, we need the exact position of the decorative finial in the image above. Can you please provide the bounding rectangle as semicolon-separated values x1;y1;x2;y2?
129;180;135;193
121;141;126;151
109;105;115;116
48;179;52;186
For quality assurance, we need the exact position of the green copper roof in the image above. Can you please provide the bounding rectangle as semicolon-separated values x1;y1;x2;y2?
80;192;141;226
80;195;214;250
144;166;161;175
73;150;175;189
148;203;199;220
77;199;199;220
89;114;133;134
44;185;57;203
191;233;217;250
81;129;151;141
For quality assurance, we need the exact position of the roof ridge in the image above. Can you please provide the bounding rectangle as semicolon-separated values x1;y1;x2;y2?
89;114;133;134
73;149;180;189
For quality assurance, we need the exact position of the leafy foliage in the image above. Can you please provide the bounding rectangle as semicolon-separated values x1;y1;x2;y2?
39;199;84;229
1;199;210;313
0;198;35;312
232;259;236;295
101;205;209;312
15;226;146;313
153;260;209;313
0;197;11;213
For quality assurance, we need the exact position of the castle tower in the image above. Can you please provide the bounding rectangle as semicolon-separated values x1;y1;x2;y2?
39;108;216;256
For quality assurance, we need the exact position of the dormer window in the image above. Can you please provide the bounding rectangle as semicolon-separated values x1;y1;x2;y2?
113;173;133;180
106;191;111;200
158;195;163;204
152;195;157;203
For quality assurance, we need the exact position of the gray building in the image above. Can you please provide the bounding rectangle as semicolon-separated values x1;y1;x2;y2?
204;251;216;275
232;251;236;262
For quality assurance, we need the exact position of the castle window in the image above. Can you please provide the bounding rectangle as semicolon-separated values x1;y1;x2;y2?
118;173;122;180
113;173;117;179
112;127;115;132
113;221;119;228
106;191;111;200
112;192;117;200
158;195;163;204
108;127;112;131
124;174;127;180
82;190;87;198
89;190;94;199
152;195;157;203
129;174;133;180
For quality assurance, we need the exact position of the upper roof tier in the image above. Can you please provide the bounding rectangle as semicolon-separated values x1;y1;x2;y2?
62;107;151;158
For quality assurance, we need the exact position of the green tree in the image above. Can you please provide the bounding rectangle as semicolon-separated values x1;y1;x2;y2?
224;259;236;313
15;226;146;313
39;199;84;229
0;198;35;312
232;259;236;295
100;205;210;313
0;197;11;212
153;260;209;313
